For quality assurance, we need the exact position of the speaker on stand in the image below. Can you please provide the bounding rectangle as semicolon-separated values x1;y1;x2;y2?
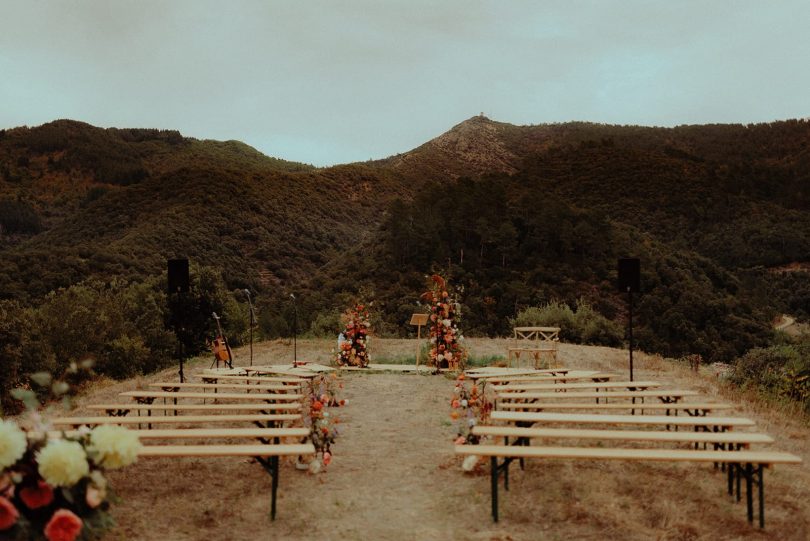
168;259;190;382
618;258;640;382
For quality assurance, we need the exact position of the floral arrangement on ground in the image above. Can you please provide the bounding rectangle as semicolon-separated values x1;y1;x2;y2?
450;374;494;471
301;373;346;474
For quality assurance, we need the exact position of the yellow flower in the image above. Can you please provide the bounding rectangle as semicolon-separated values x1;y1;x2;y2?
37;440;89;487
88;425;141;469
0;420;27;469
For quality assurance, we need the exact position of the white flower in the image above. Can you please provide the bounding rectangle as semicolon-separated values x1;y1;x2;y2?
88;425;142;469
460;399;468;407
0;419;27;469
37;439;89;487
462;455;480;472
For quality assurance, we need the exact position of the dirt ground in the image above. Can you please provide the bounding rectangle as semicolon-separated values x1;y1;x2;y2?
56;339;810;540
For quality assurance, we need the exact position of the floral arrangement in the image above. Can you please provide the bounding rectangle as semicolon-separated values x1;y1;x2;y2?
450;374;494;446
300;373;345;474
421;274;467;371
335;303;372;368
1;371;141;541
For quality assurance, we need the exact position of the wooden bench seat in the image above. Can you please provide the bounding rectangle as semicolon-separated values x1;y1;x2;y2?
199;374;306;384
466;368;573;379
51;413;301;427
485;373;616;384
496;402;732;415
139;443;315;519
87;403;302;415
497;380;662;392
148;382;296;392
496;390;699;401
491;411;756;429
43;427;311;441
455;443;800;526
120;391;303;402
472;426;774;446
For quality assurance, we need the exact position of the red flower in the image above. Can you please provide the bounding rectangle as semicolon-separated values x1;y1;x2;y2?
312;401;323;411
20;480;54;509
0;496;19;531
44;509;82;541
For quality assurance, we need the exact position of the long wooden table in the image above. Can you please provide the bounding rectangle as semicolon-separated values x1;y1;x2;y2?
51;413;301;427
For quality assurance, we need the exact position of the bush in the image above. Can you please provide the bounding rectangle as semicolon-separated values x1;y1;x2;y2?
99;335;151;379
730;338;810;410
510;302;575;339
308;310;341;338
509;300;622;347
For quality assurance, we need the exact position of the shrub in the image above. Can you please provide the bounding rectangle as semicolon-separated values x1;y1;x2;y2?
509;300;622;347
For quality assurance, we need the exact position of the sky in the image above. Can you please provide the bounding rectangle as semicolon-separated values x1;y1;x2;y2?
1;1;809;167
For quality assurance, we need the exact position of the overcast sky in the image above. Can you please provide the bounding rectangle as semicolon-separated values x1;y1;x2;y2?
1;1;808;166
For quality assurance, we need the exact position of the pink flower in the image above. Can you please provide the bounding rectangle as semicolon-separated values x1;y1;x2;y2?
86;486;103;509
0;496;19;530
322;451;332;465
454;436;466;445
20;480;54;509
44;509;83;541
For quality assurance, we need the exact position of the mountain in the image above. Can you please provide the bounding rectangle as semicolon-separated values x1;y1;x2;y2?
1;116;810;369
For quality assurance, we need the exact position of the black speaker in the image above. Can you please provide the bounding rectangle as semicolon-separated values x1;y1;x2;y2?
618;258;640;293
167;259;189;293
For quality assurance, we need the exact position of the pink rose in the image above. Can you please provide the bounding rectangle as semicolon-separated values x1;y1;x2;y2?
0;496;19;531
44;509;83;541
20;480;54;509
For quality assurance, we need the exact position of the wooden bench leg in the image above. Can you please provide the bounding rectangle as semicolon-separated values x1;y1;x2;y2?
257;454;281;520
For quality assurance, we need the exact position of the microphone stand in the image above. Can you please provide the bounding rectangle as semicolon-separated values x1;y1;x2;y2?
291;294;298;366
245;290;255;367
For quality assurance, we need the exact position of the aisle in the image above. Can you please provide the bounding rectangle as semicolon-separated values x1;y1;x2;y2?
289;372;459;540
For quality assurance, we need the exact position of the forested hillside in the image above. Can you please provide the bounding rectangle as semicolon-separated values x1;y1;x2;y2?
2;116;810;409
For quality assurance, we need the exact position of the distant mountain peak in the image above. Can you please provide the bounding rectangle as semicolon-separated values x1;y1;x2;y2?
426;115;519;176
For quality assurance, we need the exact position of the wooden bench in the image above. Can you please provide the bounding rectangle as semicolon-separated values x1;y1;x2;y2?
484;372;614;384
51;413;301;428
491;411;756;431
455;443;801;527
507;326;561;368
119;391;303;404
496;380;662;392
139;442;315;519
467;367;572;376
87;403;302;416
41;427;310;442
496;390;699;403
199;374;306;385
496;402;733;416
148;382;296;392
472;426;774;447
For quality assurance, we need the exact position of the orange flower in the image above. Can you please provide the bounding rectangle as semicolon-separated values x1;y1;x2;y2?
19;480;54;509
312;401;323;411
457;374;465;381
0;496;19;531
450;411;459;420
44;509;82;541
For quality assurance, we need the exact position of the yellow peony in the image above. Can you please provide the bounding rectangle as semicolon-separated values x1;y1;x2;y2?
88;425;141;469
37;440;89;487
0;419;27;469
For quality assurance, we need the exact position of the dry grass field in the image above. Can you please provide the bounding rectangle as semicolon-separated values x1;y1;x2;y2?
50;339;810;540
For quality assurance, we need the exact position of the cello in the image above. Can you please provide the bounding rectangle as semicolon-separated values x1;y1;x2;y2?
211;312;234;369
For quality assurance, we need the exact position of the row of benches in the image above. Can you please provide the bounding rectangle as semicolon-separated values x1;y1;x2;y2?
457;366;802;528
52;369;317;520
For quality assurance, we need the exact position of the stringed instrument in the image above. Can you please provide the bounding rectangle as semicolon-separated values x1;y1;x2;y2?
211;312;234;368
